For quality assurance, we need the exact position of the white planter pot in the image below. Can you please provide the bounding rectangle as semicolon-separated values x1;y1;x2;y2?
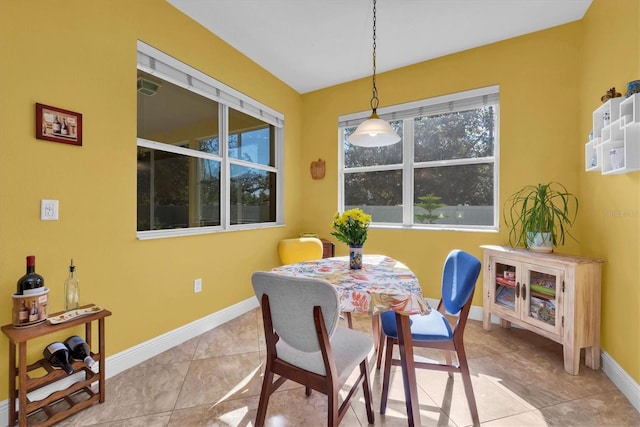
527;232;553;253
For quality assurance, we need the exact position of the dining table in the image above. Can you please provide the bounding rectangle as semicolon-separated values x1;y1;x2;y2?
271;254;430;426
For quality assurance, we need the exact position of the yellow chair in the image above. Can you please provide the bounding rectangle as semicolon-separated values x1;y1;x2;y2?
278;237;357;329
277;237;324;265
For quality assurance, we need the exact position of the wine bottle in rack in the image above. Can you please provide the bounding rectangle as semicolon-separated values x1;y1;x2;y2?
64;335;96;368
43;342;74;375
16;255;45;295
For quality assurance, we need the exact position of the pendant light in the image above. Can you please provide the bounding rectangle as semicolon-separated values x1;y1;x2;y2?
348;0;400;147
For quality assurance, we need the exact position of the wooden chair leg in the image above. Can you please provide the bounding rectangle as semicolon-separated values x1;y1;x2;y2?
360;359;375;424
379;337;395;414
445;351;454;378
371;314;380;349
305;386;312;396
255;368;274;427
328;388;340;427
376;326;386;369
457;347;479;426
345;312;353;329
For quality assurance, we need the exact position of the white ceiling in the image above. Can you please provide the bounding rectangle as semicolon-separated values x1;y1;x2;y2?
167;0;592;94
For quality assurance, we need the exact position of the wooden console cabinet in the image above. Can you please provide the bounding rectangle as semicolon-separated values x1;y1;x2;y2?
481;245;604;375
2;306;111;426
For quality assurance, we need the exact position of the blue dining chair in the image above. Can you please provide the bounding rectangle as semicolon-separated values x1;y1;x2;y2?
379;249;482;426
252;271;375;427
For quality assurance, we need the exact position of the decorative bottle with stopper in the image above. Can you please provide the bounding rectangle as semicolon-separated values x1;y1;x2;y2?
64;259;79;311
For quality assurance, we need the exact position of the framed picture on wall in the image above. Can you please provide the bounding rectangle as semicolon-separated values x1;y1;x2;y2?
35;103;83;146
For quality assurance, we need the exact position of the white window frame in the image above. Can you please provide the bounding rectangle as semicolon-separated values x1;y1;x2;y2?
338;85;500;232
136;41;284;240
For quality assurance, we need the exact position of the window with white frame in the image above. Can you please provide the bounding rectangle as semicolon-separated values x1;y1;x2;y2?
338;86;499;230
136;42;284;238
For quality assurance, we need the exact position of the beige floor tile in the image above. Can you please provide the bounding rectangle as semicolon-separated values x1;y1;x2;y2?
174;352;264;410
47;308;638;427
194;311;261;359
480;410;549;426
412;366;533;426
137;336;200;368
537;391;640;426
168;395;261;426
89;412;173;427
58;362;190;426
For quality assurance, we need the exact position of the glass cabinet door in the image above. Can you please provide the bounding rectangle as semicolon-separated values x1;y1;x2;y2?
491;258;519;315
521;262;563;335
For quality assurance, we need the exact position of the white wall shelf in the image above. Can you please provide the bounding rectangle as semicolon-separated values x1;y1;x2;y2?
585;93;640;174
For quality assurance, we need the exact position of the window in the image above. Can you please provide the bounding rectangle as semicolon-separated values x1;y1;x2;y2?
339;86;499;230
136;42;284;239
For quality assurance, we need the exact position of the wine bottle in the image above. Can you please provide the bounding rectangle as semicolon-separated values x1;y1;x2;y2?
64;335;96;368
28;301;39;323
43;342;74;375
64;259;80;311
18;300;29;324
61;118;68;135
52;115;61;134
16;255;45;295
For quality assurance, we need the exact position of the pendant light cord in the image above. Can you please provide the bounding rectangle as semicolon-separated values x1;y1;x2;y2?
370;0;379;116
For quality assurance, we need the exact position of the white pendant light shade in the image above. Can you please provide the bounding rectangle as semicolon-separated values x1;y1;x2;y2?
348;117;401;147
348;0;400;148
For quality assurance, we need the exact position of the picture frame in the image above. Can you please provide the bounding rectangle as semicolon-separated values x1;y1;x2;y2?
35;103;82;146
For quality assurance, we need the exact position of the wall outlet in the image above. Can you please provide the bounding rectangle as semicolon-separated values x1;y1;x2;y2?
194;278;202;293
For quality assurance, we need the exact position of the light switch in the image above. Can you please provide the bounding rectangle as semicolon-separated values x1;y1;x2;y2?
41;200;59;220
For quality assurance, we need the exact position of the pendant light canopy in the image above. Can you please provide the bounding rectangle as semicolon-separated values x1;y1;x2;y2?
348;0;400;148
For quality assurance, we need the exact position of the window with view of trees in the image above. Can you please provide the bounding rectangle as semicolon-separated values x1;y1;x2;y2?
339;86;499;230
136;42;283;238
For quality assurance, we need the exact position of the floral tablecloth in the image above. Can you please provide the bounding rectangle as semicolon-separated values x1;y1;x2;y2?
271;254;430;315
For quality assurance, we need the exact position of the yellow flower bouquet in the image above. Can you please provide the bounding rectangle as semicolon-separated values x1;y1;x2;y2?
330;208;372;246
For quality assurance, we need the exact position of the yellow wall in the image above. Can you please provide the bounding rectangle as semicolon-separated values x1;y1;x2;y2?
0;0;303;400
0;0;638;405
301;23;583;301
579;0;640;382
301;0;639;382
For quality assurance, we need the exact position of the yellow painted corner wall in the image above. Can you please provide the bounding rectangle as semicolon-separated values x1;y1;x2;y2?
579;0;640;382
301;1;639;383
0;0;303;401
301;22;583;302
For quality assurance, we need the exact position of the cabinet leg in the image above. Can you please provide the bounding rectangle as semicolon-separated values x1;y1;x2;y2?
482;311;492;331
563;345;580;375
585;346;601;370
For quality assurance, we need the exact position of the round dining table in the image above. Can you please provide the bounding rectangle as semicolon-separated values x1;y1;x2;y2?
272;254;429;426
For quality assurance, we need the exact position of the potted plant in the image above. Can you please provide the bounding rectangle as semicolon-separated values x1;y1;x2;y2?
331;208;372;269
504;182;579;252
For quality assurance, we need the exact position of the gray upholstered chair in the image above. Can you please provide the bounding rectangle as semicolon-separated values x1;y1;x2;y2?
252;271;375;426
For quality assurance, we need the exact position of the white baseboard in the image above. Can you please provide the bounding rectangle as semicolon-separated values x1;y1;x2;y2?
602;350;640;412
0;297;259;427
1;300;637;426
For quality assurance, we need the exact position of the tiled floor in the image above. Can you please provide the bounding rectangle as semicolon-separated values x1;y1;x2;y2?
49;309;638;426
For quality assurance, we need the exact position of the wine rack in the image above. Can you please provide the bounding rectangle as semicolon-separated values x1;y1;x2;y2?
1;305;111;427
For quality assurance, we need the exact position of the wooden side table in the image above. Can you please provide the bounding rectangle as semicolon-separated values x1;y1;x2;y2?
1;305;111;427
320;239;335;258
